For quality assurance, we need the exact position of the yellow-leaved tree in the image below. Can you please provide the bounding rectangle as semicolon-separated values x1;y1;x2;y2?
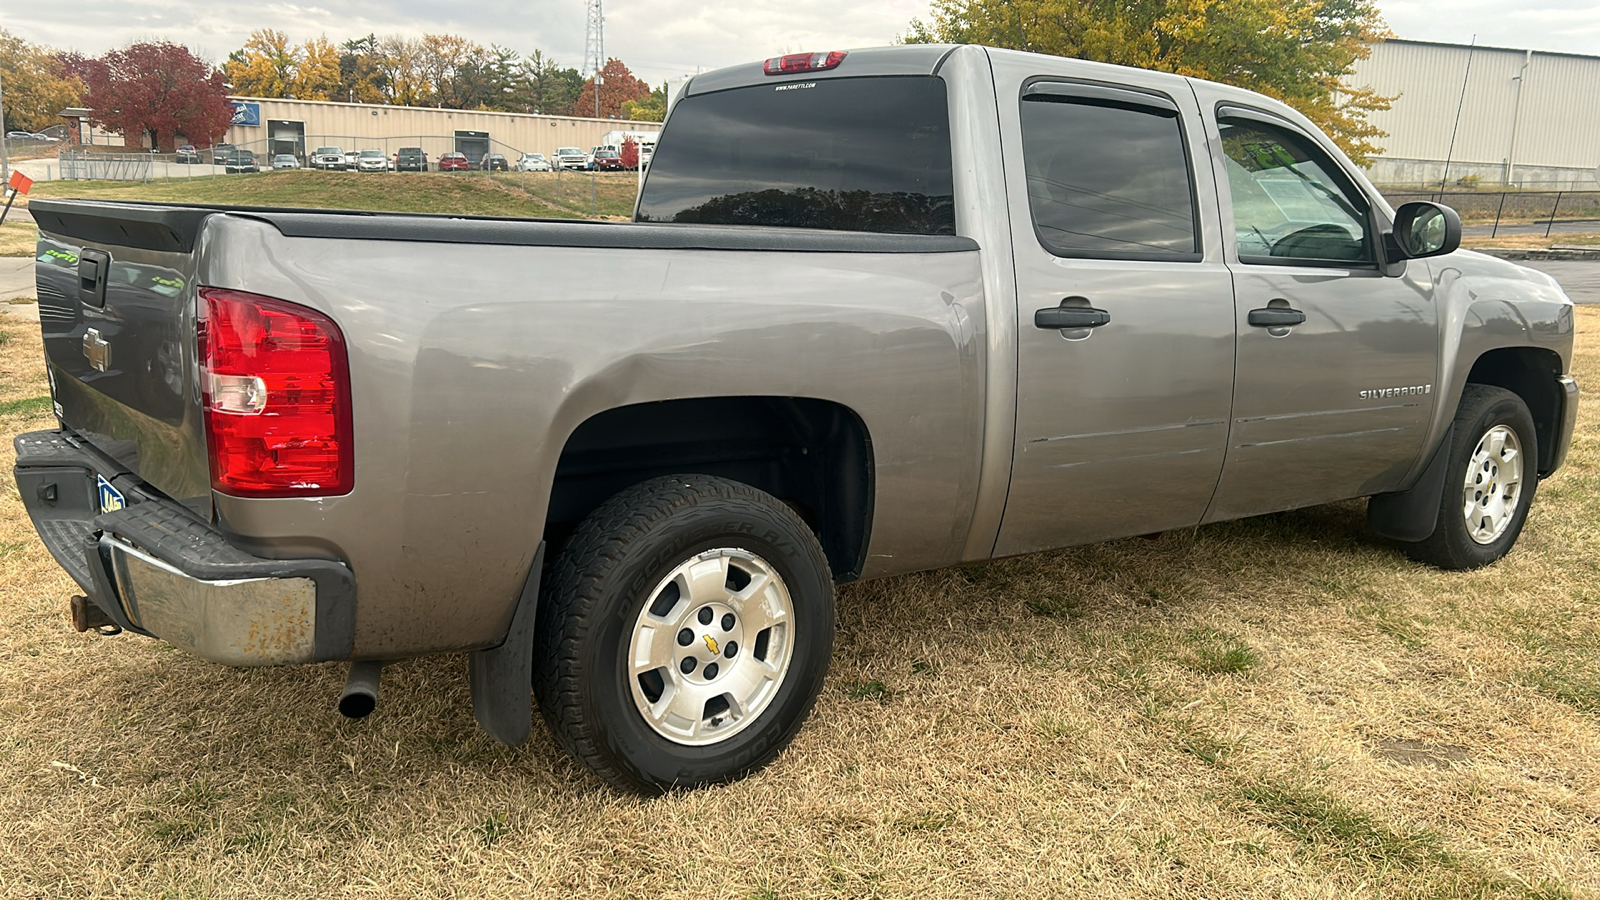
904;0;1393;163
224;29;299;98
292;35;342;101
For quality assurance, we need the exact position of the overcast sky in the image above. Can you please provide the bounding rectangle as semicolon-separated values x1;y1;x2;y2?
1;1;1595;83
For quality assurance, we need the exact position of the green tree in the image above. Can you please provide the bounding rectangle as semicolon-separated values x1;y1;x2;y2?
0;29;83;133
621;84;667;122
517;51;583;116
338;34;387;103
904;0;1392;162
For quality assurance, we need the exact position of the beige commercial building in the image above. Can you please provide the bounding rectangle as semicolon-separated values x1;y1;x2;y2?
1345;39;1600;188
221;97;661;165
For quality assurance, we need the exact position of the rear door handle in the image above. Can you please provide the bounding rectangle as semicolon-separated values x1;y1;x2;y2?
1246;306;1306;328
1034;306;1111;330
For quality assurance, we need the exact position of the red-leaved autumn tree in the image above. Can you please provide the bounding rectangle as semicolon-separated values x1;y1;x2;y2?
79;42;234;151
619;136;639;169
573;58;651;119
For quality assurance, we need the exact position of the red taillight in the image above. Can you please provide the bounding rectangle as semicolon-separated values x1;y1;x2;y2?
762;50;847;76
197;287;354;497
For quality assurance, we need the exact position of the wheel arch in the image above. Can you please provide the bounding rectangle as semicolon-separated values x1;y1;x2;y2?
1464;346;1565;475
545;396;874;582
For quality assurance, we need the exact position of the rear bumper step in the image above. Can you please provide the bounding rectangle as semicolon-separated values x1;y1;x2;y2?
14;429;356;665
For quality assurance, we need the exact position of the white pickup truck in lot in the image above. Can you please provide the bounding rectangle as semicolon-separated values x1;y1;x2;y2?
15;44;1578;793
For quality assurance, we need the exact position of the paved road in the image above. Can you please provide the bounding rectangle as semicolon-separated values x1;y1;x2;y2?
1520;259;1600;304
1465;220;1600;237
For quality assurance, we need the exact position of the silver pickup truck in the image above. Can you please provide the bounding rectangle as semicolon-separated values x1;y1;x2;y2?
15;44;1579;793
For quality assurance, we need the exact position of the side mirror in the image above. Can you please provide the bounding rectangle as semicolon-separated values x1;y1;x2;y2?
1389;201;1461;260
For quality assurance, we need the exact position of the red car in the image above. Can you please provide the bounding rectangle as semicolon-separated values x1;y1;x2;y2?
592;150;625;171
439;152;470;171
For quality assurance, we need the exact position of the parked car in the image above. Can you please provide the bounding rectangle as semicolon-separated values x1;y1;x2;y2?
175;145;200;164
210;143;235;165
3;130;31;141
554;146;588;170
356;149;387;173
30;132;60;142
395;147;428;172
271;154;300;170
439;152;469;171
344;151;359;170
16;44;1582;796
517;153;551;172
479;153;510;172
220;149;258;173
590;149;625;171
310;146;347;170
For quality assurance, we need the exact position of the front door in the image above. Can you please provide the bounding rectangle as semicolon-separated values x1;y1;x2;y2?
989;55;1237;557
1193;88;1440;523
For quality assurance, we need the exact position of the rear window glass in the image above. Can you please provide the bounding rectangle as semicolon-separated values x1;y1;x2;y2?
636;76;954;235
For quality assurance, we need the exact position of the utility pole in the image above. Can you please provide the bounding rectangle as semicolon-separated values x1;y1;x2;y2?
0;68;10;185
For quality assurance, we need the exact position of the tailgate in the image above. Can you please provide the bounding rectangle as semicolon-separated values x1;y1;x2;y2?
29;200;214;509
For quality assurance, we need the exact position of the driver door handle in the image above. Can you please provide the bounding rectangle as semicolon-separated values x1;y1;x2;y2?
1247;306;1307;328
1034;306;1111;330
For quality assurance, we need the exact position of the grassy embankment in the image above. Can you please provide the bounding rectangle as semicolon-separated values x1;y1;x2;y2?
0;304;1595;891
0;169;643;257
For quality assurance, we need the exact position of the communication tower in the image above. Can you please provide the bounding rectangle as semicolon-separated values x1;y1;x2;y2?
584;0;605;117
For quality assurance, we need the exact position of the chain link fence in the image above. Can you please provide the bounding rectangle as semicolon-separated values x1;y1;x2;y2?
1379;189;1600;238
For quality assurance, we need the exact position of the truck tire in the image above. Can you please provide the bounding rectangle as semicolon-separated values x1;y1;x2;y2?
1399;385;1538;570
533;475;835;793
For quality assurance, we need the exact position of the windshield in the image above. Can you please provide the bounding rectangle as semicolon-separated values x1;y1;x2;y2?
315;147;340;155
636;76;954;235
558;148;581;155
360;150;383;157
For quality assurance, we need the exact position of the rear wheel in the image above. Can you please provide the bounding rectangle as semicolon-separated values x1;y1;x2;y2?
1400;385;1538;570
534;475;835;793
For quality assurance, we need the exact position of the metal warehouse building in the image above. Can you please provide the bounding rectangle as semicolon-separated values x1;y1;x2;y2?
1346;39;1600;188
219;97;661;166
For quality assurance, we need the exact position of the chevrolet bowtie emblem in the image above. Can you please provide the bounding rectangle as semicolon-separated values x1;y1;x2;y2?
83;328;110;372
703;634;720;656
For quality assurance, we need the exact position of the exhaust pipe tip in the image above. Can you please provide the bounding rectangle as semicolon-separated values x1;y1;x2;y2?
339;660;384;719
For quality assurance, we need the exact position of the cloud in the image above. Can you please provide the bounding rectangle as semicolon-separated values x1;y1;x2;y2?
1377;0;1600;55
8;0;1585;87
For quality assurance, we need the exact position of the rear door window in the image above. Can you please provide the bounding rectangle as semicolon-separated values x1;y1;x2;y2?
1019;87;1200;261
637;76;954;235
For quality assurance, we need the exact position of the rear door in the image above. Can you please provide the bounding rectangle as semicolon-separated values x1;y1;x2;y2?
988;54;1236;557
1191;90;1439;522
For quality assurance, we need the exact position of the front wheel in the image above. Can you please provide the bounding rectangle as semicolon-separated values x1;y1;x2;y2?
1399;385;1538;570
534;475;835;793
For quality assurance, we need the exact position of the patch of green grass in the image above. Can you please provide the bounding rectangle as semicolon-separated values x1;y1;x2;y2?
893;809;957;832
1179;628;1261;675
840;679;890;701
472;812;511;848
1529;665;1600;714
1173;719;1235;766
0;219;36;257
0;395;51;417
1024;592;1083;619
1237;780;1449;869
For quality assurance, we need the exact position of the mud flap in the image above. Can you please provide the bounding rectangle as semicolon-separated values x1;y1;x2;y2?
1367;425;1454;543
469;542;545;746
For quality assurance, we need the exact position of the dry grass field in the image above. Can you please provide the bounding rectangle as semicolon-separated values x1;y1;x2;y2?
0;308;1596;899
